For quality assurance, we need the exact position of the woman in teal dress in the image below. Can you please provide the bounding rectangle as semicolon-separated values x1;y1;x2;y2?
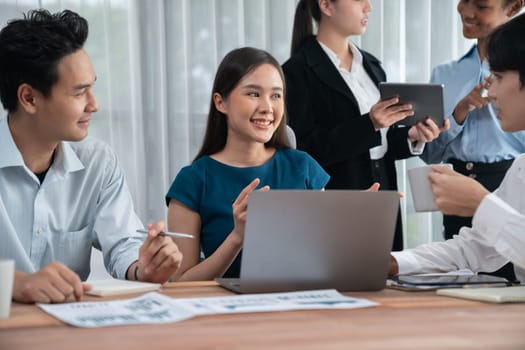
166;47;330;281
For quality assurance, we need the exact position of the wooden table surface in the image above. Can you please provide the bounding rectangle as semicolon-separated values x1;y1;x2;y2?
1;281;524;350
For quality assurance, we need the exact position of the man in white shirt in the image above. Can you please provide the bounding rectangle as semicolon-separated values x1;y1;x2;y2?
390;13;525;283
0;9;182;303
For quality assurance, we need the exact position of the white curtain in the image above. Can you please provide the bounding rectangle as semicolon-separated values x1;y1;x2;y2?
0;0;474;257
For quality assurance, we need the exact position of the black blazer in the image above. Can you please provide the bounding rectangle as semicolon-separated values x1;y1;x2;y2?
282;36;413;191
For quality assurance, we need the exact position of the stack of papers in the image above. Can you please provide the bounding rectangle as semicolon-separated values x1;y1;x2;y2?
437;286;525;303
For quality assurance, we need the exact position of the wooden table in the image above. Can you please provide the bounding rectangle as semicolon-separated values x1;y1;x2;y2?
1;281;524;349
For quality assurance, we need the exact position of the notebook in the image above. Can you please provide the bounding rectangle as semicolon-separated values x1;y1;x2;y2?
86;279;161;297
437;286;525;303
216;190;399;294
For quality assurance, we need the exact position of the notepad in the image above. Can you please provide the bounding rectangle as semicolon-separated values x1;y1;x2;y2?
86;279;162;297
437;286;525;303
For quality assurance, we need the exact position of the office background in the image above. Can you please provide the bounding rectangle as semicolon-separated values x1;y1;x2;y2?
0;0;475;277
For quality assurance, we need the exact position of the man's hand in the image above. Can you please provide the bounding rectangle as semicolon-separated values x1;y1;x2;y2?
388;255;399;277
13;262;91;304
428;165;490;217
136;221;183;283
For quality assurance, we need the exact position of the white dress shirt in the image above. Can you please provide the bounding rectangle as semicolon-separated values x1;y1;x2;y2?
393;154;525;282
319;41;424;159
0;117;144;280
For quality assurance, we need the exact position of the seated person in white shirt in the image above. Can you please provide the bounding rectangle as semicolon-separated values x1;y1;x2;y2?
0;9;183;303
389;13;525;284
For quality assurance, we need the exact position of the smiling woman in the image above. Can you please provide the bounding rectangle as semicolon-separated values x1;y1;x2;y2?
164;47;330;282
212;63;285;154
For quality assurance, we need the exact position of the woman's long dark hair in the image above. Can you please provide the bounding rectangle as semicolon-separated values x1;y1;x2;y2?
290;0;335;56
193;47;291;162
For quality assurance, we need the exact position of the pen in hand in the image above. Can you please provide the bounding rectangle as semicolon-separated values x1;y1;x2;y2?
136;229;194;239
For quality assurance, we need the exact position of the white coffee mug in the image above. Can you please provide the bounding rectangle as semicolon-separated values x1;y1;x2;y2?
408;164;453;212
0;259;15;319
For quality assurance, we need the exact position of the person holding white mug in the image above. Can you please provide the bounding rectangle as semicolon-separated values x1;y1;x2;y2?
420;0;525;240
389;13;525;284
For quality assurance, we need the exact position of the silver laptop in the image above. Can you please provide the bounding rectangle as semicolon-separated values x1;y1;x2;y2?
216;190;399;293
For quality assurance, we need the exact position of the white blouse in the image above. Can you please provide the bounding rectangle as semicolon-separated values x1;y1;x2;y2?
319;40;387;160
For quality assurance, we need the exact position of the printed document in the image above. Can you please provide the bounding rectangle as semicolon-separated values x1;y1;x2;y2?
38;292;193;328
38;289;377;327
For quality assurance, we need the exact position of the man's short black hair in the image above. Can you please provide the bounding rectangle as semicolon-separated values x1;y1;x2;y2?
487;13;525;87
0;9;88;112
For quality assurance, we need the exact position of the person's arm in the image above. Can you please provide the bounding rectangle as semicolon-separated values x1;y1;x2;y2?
125;221;183;283
168;179;266;281
388;255;399;276
419;66;467;164
389;226;509;277
452;79;491;125
12;262;91;304
473;193;525;270
428;164;489;217
90;144;183;282
406;117;451;154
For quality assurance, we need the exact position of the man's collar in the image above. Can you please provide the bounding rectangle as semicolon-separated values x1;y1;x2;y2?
0;117;25;168
0;116;84;174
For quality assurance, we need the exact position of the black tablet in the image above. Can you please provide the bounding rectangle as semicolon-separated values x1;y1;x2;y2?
379;82;445;127
396;274;511;287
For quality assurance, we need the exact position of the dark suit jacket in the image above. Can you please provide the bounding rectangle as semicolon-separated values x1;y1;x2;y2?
283;36;413;190
282;36;413;250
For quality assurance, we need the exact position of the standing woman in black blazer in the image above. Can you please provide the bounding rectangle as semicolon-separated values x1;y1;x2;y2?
282;0;449;251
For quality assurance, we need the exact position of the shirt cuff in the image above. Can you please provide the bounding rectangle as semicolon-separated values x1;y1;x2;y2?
115;253;140;280
448;114;465;131
407;139;425;155
391;251;424;275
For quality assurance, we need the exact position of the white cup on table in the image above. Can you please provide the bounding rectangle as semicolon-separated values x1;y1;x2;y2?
0;259;15;319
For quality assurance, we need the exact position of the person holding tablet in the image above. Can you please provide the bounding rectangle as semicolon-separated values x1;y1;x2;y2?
165;47;329;281
282;0;449;251
390;13;525;283
421;0;525;240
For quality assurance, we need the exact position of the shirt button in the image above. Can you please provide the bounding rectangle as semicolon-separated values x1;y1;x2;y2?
469;173;477;179
466;162;474;171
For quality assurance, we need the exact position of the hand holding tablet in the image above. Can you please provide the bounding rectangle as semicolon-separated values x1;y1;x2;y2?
379;83;445;127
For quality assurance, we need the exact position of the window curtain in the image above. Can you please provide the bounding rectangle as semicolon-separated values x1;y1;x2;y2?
0;0;474;264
